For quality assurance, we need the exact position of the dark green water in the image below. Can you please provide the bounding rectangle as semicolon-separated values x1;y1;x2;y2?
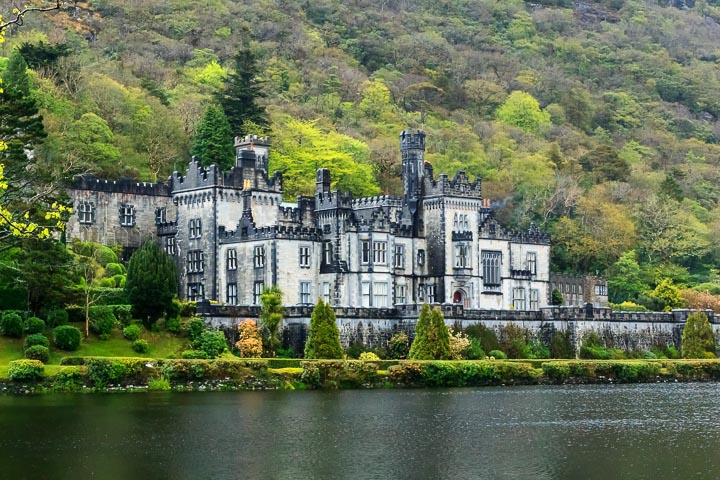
1;384;719;479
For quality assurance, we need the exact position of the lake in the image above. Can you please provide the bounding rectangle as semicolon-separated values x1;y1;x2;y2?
1;383;719;479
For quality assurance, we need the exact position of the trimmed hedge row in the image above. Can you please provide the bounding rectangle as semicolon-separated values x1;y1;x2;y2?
541;360;662;382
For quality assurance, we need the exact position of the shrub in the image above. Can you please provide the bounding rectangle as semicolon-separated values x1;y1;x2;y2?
389;332;409;359
235;319;263;358
550;329;575;359
187;317;206;345
53;325;82;351
113;305;133;326
25;345;50;363
93;245;118;266
1;312;24;338
542;362;571;381
464;323;500;353
178;301;196;317
499;323;528;359
148;377;170;391
46;309;69;327
8;359;44;381
88;306;117;336
524;340;550;359
488;349;507;360
123;324;141;341
304;299;343;359
165;316;181;333
132;339;149;354
26;316;46;334
181;349;209;359
24;333;50;350
105;262;126;276
682;311;715;358
466;338;486;360
409;304;450;360
359;351;381;361
449;328;471;360
52;367;85;392
199;330;227;358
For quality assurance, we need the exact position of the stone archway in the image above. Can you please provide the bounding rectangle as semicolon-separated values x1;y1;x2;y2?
453;289;470;308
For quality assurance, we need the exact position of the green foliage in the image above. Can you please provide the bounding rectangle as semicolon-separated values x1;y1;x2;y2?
579;332;625;360
25;316;46;334
46;309;68;328
260;285;283;356
409;304;450;360
464;323;500;353
550;289;564;306
125;240;178;328
113;305;133;326
550;329;575;359
24;333;50;350
389;332;409;359
495;91;551;133
88;306;117;336
105;263;126;276
359;351;381;361
488;350;507;360
187;317;206;345
24;345;49;363
53;325;81;351
682;312;715;358
466;338;486;360
499;323;529;359
1;312;24;338
215;48;269;135
304;299;343;359
165;316;181;334
198;330;227;358
181;349;209;359
8;359;44;381
132;339;149;354
650;278;685;311
190;103;235;169
148;377;171;391
123;324;141;341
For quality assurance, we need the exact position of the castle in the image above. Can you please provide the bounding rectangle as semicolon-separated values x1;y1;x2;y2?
67;130;566;311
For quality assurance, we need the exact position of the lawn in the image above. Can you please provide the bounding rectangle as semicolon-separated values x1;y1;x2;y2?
1;323;188;367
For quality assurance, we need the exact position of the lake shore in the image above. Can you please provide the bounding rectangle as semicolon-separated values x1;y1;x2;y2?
2;357;720;395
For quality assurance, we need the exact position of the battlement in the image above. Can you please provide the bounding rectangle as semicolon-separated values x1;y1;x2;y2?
234;135;270;147
400;129;426;150
219;223;322;243
71;175;171;197
351;195;403;210
171;158;220;191
425;171;483;198
157;221;178;236
315;190;354;210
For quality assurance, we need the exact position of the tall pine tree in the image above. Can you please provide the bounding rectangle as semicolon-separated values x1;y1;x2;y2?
215;48;268;136
125;240;178;328
191;104;235;170
304;299;343;359
409;304;451;360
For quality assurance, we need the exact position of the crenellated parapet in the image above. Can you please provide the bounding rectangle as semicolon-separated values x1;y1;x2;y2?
171;158;220;191
72;175;171;197
425;171;483;198
351;195;403;210
478;213;551;245
315;190;354;210
219;223;322;244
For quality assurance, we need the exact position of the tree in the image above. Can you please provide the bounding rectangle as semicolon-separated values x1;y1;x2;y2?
681;311;715;358
551;288;564;306
215;47;268;136
408;304;450;360
235;319;263;358
608;251;648;303
495;91;551;133
125;240;178;329
190;104;235;169
260;285;283;356
13;238;75;314
304;299;343;359
650;278;684;312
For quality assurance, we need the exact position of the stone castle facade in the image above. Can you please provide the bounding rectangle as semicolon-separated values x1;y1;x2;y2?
68;130;554;310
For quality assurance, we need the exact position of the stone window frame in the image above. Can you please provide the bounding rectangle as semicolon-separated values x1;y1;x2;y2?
322;282;331;303
373;282;388;307
395;284;407;304
372;241;387;265
165;236;176;256
226;283;238;305
253;245;266;268
187;283;204;301
529;288;539;311
454;243;470;268
253;281;264;305
417;249;425;267
155;207;167;225
361;281;371;307
526;252;537;275
393;244;405;269
78;201;95;224
299;245;311;269
299;281;312;305
189;218;202;239
426;284;436;303
119;204;136;227
322;241;333;265
360;240;371;264
481;250;502;287
513;287;526;310
227;249;238;270
187;250;204;273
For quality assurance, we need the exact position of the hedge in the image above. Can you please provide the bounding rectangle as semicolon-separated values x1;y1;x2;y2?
24;333;50;350
88;306;117;336
8;359;45;381
1;312;24;338
53;325;82;351
541;361;662;383
25;317;46;334
25;345;50;363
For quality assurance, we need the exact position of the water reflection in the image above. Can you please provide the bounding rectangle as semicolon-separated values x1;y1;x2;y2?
1;384;720;479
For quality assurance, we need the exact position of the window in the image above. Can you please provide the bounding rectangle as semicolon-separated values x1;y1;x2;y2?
418;284;425;301
454;213;469;231
373;282;388;307
299;281;311;304
426;285;436;304
361;240;371;264
322;282;331;303
323;224;331;234
119;204;135;227
396;284;407;304
299;245;311;268
253;281;264;305
187;283;204;301
254;246;266;268
529;289;539;311
165;236;176;256
526;252;537;275
361;281;371;307
595;284;608;296
189;219;202;239
155;207;167;225
513;287;526;310
455;243;470;268
78;202;94;224
482;251;502;286
417;249;425;266
373;241;387;264
227;249;237;270
393;244;405;269
322;241;333;265
187;250;204;273
227;283;237;305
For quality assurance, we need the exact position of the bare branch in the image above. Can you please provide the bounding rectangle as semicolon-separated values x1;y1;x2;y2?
0;1;63;31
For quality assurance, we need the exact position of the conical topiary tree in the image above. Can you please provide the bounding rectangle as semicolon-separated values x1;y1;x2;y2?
409;303;451;360
682;311;716;358
304;299;343;359
125;240;178;329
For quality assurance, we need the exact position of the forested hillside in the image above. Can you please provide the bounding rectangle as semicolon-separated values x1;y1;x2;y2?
2;0;720;309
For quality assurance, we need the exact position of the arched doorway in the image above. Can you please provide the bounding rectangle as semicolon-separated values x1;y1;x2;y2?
453;289;470;308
